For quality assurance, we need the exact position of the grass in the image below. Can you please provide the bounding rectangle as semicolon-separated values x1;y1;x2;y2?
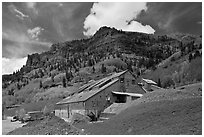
76;83;202;135
33;86;78;102
4;98;60;116
143;56;202;87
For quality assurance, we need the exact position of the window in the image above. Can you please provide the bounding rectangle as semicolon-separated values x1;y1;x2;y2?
132;79;135;85
120;77;124;83
99;79;111;88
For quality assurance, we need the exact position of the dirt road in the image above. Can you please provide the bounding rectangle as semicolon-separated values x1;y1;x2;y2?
2;117;27;135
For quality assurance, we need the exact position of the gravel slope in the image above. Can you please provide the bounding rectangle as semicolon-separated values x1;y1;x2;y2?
7;115;80;135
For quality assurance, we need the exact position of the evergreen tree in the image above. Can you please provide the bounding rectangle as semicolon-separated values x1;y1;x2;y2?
8;89;14;96
92;66;95;73
16;83;21;90
127;63;133;72
39;80;43;88
194;50;200;58
189;53;193;62
101;64;106;73
66;70;73;82
51;75;54;82
88;59;92;66
62;77;66;87
38;69;44;78
157;78;161;87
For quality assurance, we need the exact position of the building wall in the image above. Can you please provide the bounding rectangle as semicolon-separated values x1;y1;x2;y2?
144;83;151;91
55;104;68;119
55;71;144;120
126;96;132;103
85;80;121;117
55;102;85;120
69;102;85;117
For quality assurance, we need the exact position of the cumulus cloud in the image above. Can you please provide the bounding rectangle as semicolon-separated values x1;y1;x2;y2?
2;57;27;74
83;2;155;36
27;27;44;40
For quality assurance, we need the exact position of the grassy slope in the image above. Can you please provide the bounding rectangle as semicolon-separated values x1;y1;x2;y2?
77;83;202;135
143;56;202;87
4;98;60;116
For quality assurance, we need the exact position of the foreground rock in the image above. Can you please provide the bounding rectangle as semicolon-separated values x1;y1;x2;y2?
7;115;80;135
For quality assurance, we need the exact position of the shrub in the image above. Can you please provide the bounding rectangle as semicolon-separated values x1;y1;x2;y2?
186;57;202;82
16;108;26;120
43;104;55;116
162;76;174;88
172;71;180;86
157;78;161;87
170;56;175;62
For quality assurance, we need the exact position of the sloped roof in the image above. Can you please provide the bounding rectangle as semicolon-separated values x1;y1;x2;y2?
142;78;157;85
77;80;96;93
112;91;143;97
109;70;128;79
56;79;119;105
77;70;128;94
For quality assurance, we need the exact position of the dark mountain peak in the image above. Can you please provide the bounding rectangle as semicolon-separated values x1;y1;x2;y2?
93;26;118;37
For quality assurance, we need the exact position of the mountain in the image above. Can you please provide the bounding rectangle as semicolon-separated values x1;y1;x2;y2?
3;26;179;81
2;26;202;107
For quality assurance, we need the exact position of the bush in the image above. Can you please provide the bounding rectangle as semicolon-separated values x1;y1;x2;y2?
2;95;17;107
16;108;26;120
186;57;202;82
170;56;175;62
162;76;174;88
43;104;55;116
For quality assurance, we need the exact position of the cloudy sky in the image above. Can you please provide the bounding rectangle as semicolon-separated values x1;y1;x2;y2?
2;2;202;74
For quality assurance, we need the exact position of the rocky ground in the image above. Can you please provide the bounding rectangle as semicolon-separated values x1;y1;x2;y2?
7;115;81;135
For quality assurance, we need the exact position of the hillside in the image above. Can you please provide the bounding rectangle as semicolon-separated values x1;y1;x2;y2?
143;55;202;88
2;26;202;116
2;26;183;83
75;83;202;135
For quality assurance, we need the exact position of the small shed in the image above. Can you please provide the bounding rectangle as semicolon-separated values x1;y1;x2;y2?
112;91;143;102
27;111;43;120
142;78;157;91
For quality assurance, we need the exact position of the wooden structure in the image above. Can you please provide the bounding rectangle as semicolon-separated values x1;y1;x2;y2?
141;78;157;92
55;70;145;120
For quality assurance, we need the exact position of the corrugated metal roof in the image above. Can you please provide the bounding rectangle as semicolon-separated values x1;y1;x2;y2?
77;80;96;93
112;91;143;97
142;78;157;85
56;79;119;105
56;70;128;105
77;70;128;93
